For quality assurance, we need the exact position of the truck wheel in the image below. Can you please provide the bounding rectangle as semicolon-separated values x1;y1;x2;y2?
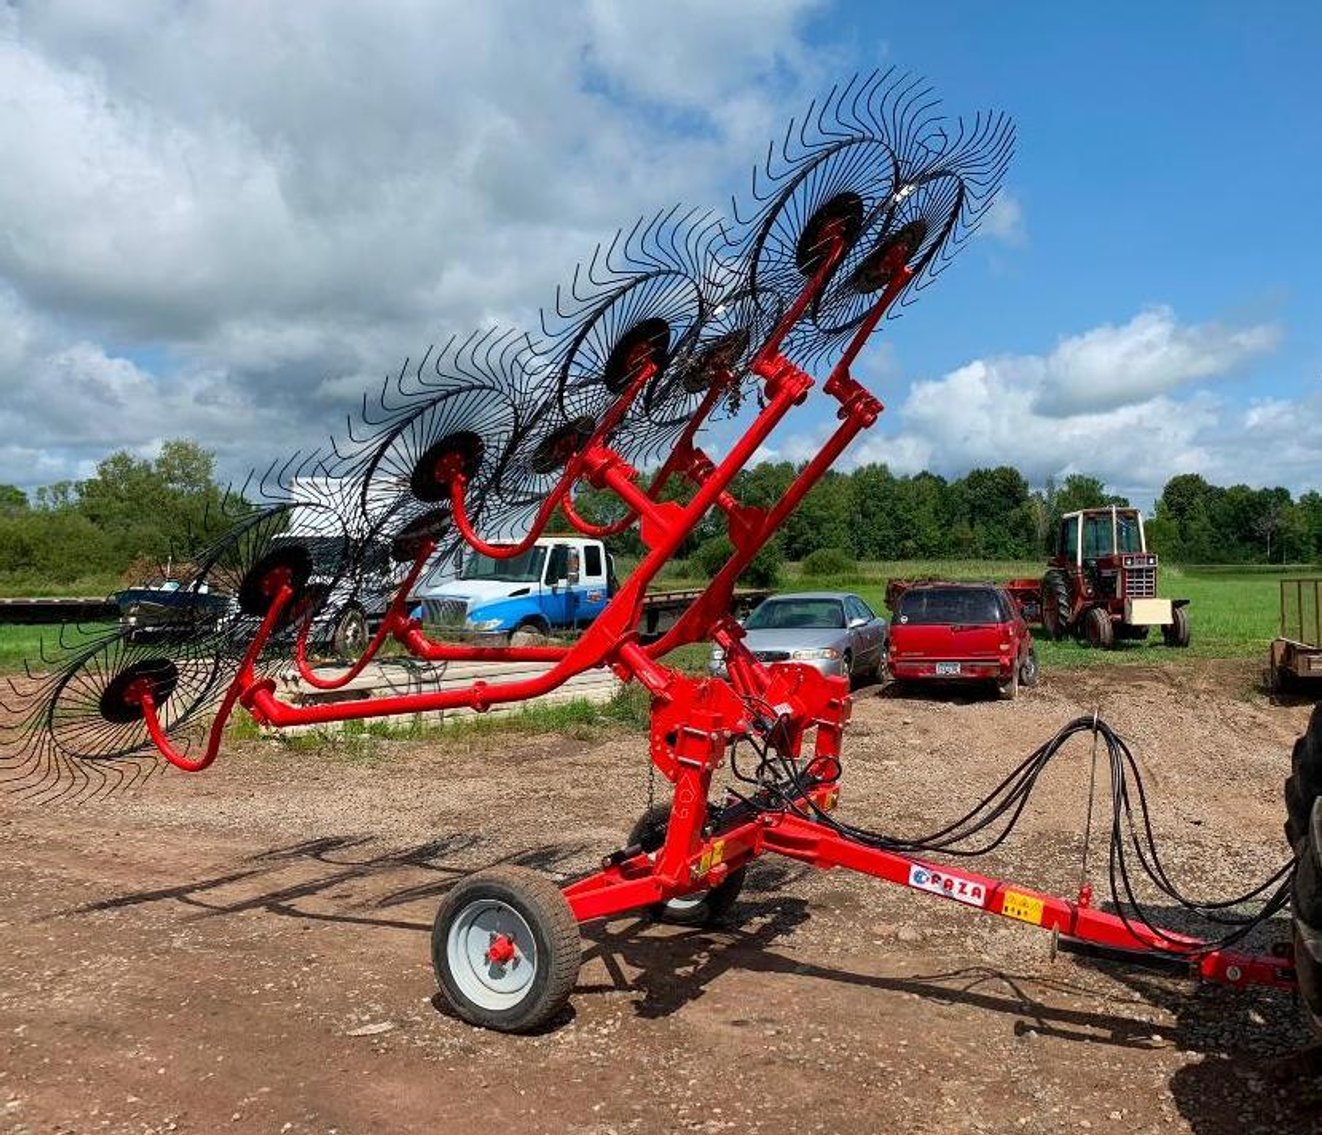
432;867;581;1033
1162;605;1191;648
509;618;550;646
331;605;369;659
1082;606;1114;649
1041;571;1072;640
629;803;746;927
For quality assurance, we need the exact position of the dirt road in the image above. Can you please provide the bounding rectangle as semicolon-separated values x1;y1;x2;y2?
1;661;1317;1134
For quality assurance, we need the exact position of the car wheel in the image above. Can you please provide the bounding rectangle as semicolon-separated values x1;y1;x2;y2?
997;667;1019;700
1019;646;1040;688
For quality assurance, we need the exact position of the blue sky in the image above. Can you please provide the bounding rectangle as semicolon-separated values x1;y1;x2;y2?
1;1;1319;510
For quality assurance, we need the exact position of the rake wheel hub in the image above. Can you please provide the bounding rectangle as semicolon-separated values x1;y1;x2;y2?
98;659;180;724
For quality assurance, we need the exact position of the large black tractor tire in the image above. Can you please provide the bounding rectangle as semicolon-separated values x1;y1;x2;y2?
1162;605;1191;648
1082;606;1115;650
1041;570;1073;641
1285;706;1322;1035
1286;705;1322;848
629;803;747;927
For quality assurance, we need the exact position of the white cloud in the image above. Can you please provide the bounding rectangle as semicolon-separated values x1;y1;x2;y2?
843;310;1315;505
979;190;1026;246
1031;306;1279;416
0;1;825;489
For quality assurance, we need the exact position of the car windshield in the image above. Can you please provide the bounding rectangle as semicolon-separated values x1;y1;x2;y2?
745;598;845;630
897;588;1003;626
460;547;547;583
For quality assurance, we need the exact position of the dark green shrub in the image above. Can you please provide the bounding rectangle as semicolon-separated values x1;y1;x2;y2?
693;534;784;589
801;547;856;578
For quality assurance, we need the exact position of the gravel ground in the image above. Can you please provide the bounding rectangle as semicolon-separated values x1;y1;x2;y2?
0;658;1318;1134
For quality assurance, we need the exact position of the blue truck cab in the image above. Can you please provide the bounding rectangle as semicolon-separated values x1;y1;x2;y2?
411;537;616;638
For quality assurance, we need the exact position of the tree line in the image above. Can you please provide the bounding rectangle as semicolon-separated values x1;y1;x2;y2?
574;464;1322;568
2;441;1319;593
0;440;234;587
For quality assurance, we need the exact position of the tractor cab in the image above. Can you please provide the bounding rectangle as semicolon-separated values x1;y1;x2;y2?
1041;506;1189;648
1053;507;1156;602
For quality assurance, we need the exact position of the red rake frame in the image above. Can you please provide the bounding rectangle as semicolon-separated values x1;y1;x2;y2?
122;238;1295;1022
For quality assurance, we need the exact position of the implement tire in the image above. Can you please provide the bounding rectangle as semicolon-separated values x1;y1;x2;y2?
629;803;746;927
1286;706;1322;1035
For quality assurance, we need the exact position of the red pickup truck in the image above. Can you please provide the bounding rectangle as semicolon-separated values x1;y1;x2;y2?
885;580;1039;699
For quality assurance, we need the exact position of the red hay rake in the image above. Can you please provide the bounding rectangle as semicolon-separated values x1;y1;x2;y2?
1;71;1297;1032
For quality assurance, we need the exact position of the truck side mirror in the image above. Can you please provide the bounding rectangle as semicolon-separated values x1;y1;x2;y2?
566;550;580;587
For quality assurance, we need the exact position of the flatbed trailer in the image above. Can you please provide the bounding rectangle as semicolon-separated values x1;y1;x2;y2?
0;596;118;624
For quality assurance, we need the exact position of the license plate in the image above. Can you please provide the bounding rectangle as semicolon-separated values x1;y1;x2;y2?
935;661;962;675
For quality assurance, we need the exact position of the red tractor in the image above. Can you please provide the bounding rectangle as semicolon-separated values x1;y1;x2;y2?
1013;506;1190;649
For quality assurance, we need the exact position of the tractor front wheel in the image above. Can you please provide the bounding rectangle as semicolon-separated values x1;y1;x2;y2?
1041;571;1072;640
432;867;581;1033
1082;606;1115;650
1162;605;1191;648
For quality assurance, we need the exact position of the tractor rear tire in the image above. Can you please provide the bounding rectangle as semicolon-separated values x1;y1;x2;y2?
1286;705;1322;846
1082;606;1115;650
629;803;747;927
1041;571;1072;641
1284;706;1322;1036
1162;605;1191;648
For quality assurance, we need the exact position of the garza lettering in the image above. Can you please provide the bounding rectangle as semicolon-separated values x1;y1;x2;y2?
908;864;986;908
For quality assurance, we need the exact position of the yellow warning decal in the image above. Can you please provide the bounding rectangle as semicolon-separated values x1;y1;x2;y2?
1002;890;1045;926
696;840;726;878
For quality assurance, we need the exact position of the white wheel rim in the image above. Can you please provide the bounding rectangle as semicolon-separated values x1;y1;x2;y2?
447;899;537;1011
663;891;707;913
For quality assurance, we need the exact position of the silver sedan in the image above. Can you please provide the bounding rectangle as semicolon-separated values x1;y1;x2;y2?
709;591;888;683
